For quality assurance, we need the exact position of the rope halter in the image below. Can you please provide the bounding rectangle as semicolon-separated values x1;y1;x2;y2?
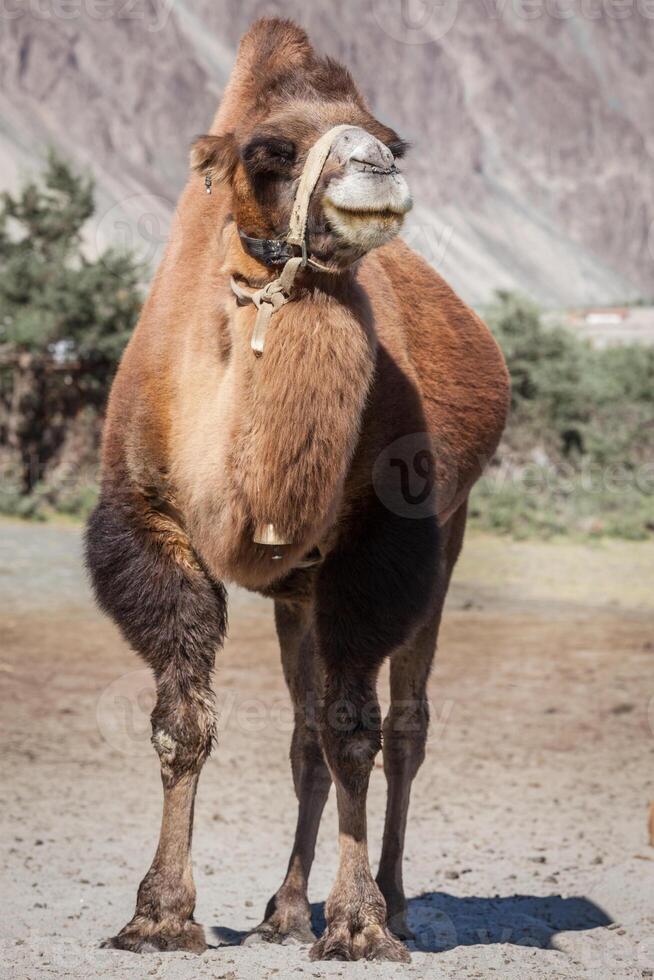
230;124;354;355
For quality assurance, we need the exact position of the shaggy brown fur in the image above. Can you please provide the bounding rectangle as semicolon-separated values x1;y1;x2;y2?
86;17;509;963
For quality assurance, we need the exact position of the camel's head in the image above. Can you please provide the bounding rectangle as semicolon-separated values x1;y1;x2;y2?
190;19;412;270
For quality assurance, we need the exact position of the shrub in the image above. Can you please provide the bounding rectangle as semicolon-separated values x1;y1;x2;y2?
472;292;654;539
0;152;142;515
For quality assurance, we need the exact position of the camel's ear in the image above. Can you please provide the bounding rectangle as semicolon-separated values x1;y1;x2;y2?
190;133;238;184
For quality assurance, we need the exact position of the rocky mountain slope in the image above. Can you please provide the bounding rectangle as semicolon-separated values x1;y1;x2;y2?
2;0;653;307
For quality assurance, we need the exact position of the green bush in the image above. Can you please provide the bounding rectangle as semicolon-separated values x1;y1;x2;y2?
471;292;654;539
0;152;142;515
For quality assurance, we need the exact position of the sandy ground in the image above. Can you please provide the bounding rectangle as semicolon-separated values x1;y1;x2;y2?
1;520;654;980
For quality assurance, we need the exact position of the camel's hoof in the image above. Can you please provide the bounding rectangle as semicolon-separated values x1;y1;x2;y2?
243;918;316;946
244;891;316;946
310;921;411;962
101;918;207;954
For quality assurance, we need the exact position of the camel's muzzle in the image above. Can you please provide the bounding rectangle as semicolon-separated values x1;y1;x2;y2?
322;127;412;253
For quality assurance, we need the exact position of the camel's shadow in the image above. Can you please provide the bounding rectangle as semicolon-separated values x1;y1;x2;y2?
211;890;611;953
402;891;611;952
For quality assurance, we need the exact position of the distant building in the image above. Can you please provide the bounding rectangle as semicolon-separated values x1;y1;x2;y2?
543;307;654;348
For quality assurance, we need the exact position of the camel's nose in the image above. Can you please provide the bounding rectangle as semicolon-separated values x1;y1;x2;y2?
331;127;396;173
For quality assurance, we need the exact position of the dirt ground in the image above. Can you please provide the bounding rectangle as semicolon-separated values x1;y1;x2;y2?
1;519;653;979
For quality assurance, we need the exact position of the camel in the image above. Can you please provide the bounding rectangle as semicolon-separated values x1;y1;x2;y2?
85;17;509;963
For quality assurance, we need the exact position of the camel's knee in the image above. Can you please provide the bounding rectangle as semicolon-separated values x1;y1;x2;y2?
320;678;382;793
151;683;216;784
323;726;381;795
151;723;213;785
382;699;429;779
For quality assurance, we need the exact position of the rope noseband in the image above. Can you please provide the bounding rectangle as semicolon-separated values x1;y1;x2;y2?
229;124;353;356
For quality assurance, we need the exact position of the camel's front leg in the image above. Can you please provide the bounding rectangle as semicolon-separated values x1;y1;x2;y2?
86;490;227;953
113;769;205;953
105;672;214;954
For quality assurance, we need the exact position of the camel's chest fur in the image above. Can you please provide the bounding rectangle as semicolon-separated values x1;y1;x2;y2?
167;291;377;590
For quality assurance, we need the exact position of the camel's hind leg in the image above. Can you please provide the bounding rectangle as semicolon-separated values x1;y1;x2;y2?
85;489;227;953
249;599;331;945
376;501;468;940
309;497;439;964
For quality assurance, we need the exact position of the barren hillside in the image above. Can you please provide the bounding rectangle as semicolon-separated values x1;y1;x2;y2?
2;0;653;306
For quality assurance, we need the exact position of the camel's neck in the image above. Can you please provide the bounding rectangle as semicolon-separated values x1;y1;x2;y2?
219;225;377;556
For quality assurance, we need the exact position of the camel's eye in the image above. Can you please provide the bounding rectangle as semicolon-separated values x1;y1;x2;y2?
387;138;410;160
242;136;297;178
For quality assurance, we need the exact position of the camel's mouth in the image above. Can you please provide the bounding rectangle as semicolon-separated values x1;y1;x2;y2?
322;195;409;253
324;171;412;217
321;168;412;252
325;204;406;221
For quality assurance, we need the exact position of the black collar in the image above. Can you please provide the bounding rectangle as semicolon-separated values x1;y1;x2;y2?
239;231;295;268
237;228;337;277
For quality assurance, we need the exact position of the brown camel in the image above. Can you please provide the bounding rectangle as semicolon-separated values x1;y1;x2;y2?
85;17;509;963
